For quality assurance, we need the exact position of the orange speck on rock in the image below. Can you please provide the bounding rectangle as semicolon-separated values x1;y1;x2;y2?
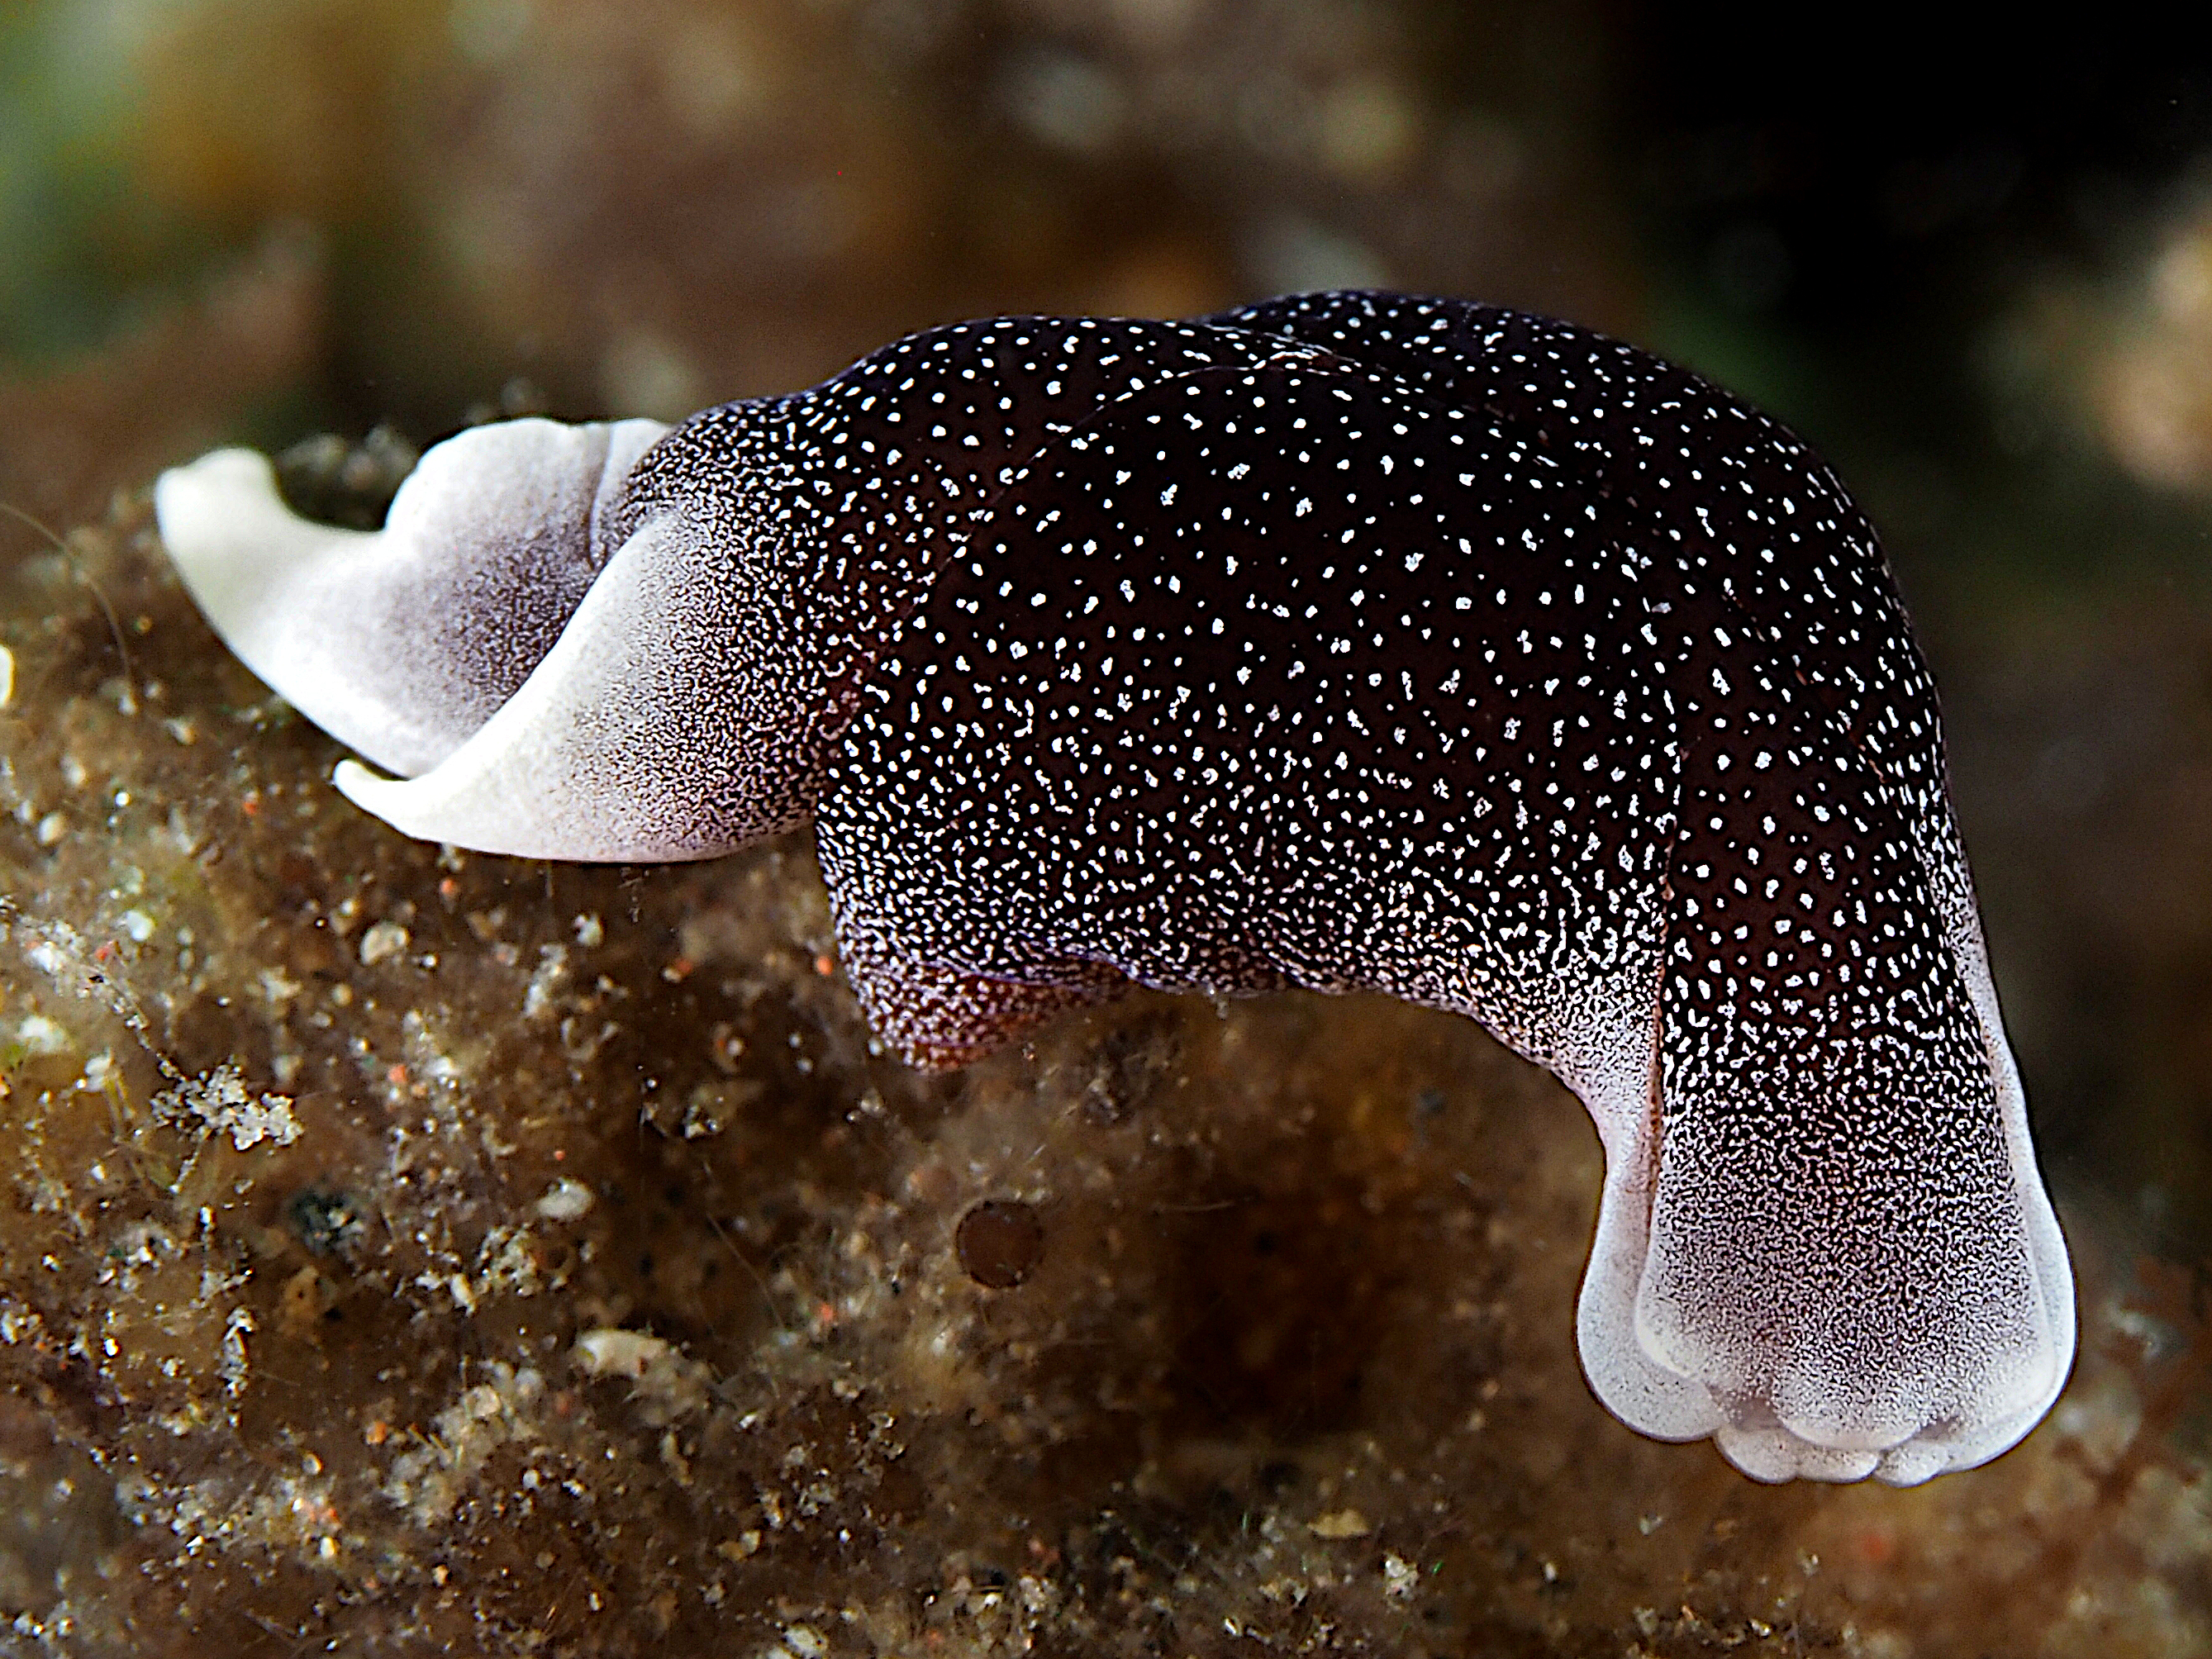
814;953;836;977
1855;1528;1895;1566
363;1419;388;1447
387;1064;407;1086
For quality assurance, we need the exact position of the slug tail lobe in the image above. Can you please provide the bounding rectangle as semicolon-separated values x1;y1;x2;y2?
1582;694;2074;1485
330;504;771;863
154;418;665;777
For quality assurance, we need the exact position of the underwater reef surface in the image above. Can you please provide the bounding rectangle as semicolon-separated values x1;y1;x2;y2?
0;487;2205;1658
3;1;2212;1649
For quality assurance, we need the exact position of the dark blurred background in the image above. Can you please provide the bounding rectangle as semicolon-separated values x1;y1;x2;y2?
5;0;2210;1262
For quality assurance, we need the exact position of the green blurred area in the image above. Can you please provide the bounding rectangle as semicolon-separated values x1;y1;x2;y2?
0;1;170;365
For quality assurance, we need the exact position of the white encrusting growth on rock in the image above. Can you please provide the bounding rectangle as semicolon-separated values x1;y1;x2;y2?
154;289;2074;1486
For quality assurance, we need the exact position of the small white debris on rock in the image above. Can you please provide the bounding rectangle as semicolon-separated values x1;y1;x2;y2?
257;966;302;1008
535;1177;596;1221
153;1062;302;1150
358;920;410;965
572;912;603;947
16;1014;71;1056
1308;1508;1372;1539
1382;1553;1420;1598
382;1362;545;1525
474;1225;544;1299
120;908;155;942
0;643;12;707
522;943;568;1019
461;1384;504;1421
220;1306;255;1396
0;1301;46;1346
573;1328;713;1424
574;1329;670;1379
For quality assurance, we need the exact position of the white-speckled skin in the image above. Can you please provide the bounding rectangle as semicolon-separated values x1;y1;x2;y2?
154;291;2074;1485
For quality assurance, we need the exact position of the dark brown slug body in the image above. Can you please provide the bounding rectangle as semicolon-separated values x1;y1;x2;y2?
154;289;2076;1485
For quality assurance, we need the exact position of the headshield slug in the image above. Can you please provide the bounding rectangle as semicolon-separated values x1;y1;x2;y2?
155;290;2074;1485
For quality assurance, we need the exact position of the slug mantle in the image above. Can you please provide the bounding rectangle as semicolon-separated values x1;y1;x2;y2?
153;289;2075;1486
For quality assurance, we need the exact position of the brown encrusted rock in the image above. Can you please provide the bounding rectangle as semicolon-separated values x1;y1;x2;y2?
0;497;2205;1657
